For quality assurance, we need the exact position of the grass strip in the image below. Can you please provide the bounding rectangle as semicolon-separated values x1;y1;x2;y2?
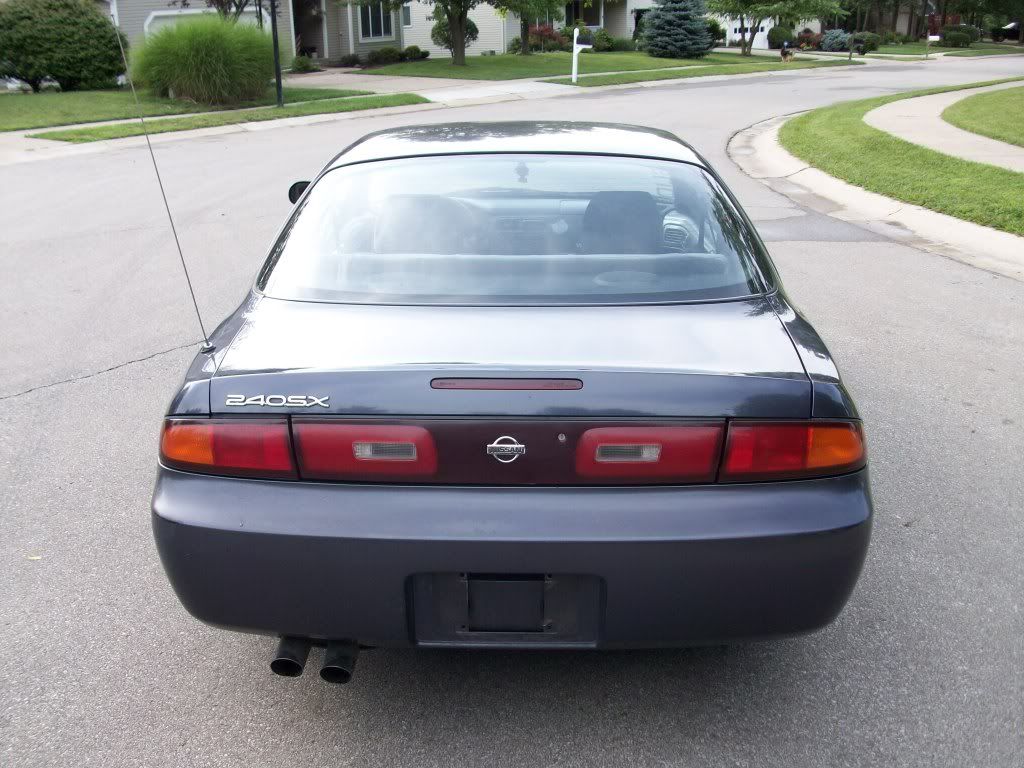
30;94;429;143
942;85;1024;148
0;87;369;132
549;59;856;87
363;51;749;80
778;78;1024;237
943;47;1024;56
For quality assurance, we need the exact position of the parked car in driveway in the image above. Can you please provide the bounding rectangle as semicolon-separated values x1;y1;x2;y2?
152;122;872;684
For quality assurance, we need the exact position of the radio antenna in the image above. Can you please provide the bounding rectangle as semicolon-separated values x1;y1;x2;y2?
112;24;213;353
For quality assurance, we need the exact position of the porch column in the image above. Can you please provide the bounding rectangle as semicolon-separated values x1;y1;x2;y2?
599;0;604;27
320;0;330;58
346;1;355;55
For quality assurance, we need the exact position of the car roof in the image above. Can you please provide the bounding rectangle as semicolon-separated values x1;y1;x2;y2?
327;122;707;169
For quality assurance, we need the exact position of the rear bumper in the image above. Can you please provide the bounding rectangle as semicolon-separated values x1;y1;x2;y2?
152;468;872;648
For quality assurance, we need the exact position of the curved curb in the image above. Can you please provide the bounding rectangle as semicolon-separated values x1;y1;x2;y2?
727;113;1024;282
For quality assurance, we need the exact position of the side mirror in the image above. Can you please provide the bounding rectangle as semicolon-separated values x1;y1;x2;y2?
288;180;310;204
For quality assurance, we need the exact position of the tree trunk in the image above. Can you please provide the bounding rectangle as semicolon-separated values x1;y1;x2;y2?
450;11;467;65
521;16;530;55
739;15;751;55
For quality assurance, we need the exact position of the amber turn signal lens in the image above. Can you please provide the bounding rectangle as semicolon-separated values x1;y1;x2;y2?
720;421;865;482
160;419;296;479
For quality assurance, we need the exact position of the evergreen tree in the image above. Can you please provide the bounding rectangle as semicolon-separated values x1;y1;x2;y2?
643;0;714;58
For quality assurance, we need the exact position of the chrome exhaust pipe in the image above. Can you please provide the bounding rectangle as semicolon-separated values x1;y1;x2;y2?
270;636;311;678
320;640;359;684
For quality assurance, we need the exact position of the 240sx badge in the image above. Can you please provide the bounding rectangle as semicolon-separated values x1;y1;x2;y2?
224;394;329;407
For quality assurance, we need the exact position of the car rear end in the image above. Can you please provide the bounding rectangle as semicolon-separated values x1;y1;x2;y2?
152;126;871;679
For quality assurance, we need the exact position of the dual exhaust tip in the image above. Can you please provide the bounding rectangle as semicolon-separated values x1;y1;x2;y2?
270;636;358;684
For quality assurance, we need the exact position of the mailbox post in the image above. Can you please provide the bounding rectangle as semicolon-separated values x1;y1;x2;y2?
925;34;940;59
571;28;593;84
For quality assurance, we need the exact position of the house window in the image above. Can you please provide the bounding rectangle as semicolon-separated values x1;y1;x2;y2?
359;2;393;39
401;5;411;26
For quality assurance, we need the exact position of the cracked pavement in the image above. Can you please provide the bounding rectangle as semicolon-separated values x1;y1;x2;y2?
2;55;1023;767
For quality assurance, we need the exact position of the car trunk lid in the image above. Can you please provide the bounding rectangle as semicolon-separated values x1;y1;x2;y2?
209;296;810;418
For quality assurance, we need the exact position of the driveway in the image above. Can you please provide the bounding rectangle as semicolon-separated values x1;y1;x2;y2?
2;56;1022;767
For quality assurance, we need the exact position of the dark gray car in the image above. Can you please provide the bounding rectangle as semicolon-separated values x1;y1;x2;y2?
152;122;871;684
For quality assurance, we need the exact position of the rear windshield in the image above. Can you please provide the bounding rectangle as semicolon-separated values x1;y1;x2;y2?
257;154;764;305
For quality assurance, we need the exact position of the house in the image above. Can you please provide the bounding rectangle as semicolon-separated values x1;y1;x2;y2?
102;0;521;63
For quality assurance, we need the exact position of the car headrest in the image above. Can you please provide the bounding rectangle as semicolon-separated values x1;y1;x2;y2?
581;191;663;254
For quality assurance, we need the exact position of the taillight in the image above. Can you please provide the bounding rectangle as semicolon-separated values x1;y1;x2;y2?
160;419;296;479
293;422;438;481
720;421;865;482
576;425;724;482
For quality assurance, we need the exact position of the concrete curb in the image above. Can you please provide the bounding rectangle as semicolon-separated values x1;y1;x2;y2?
728;114;1024;282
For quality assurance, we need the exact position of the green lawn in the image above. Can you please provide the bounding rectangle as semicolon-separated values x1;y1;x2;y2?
29;93;429;143
944;46;1024;57
778;78;1024;237
550;58;857;87
942;85;1024;148
874;41;1023;56
362;51;750;80
0;87;369;132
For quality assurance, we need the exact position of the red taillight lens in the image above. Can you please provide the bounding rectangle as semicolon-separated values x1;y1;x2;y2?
160;419;296;479
576;425;724;482
720;421;865;482
293;422;438;480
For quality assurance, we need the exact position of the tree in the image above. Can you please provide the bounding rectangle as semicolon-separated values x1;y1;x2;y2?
357;0;476;64
643;0;714;57
494;0;565;55
360;0;566;64
173;0;257;21
707;0;844;54
431;10;479;55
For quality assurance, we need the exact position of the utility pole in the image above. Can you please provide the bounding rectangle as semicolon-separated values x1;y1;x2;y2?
268;0;284;107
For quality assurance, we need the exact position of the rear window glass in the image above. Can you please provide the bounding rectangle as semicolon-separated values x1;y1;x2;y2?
258;154;763;305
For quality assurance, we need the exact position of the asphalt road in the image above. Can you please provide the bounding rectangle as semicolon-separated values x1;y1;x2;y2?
2;56;1023;767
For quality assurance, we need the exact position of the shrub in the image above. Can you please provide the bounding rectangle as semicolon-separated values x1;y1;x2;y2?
339;53;362;67
290;54;320;73
880;30;898;44
851;31;880;52
820;29;849;52
796;30;822;49
403;45;428;60
591;28;614;51
767;25;795;49
611;36;636;51
431;14;479;56
507;35;522;53
0;0;126;91
132;16;272;105
643;0;713;59
705;17;725;43
941;30;971;48
528;24;567;52
366;46;403;65
899;33;917;43
942;23;980;42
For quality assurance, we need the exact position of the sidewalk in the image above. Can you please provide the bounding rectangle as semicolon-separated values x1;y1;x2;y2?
728;113;1024;282
863;81;1024;172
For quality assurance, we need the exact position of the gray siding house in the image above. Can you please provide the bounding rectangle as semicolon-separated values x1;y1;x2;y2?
102;0;517;64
